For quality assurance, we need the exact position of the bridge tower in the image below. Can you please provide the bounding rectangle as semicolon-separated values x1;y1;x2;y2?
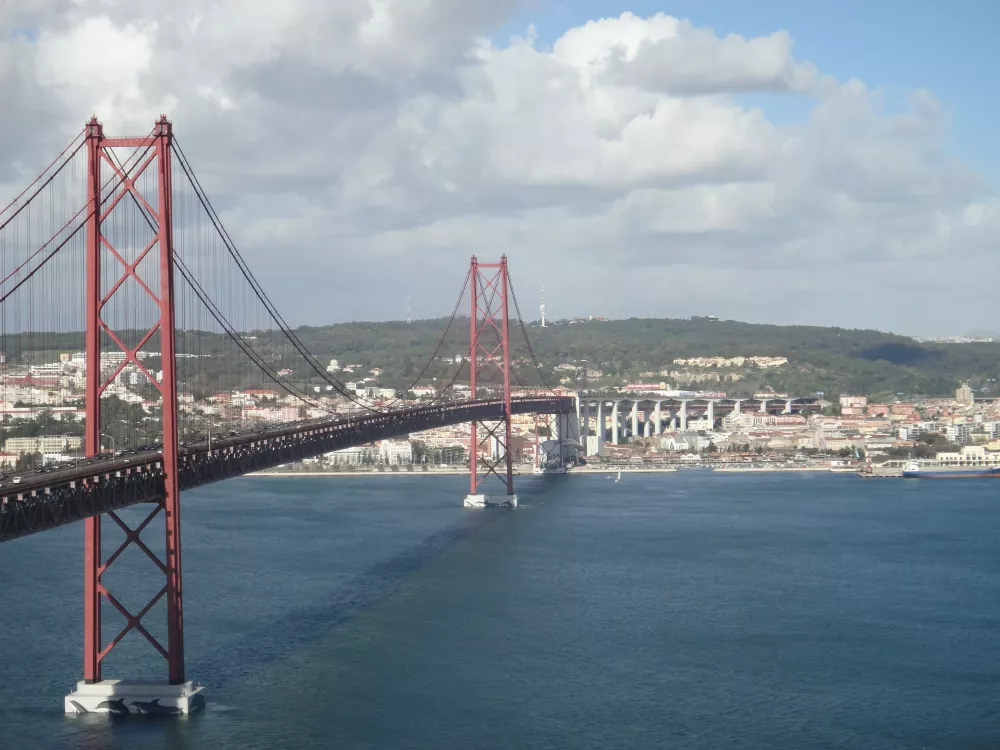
65;117;204;714
464;256;517;507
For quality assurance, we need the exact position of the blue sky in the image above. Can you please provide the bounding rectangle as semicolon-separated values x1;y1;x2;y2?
499;0;1000;185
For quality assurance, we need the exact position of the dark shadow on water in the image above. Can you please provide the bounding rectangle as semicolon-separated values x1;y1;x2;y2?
200;506;511;687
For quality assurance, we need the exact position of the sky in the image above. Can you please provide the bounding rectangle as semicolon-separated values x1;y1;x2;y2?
0;1;997;336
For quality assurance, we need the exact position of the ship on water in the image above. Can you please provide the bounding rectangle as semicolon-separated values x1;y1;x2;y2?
902;460;1000;479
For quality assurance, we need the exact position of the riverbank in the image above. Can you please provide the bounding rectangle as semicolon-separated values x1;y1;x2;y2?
247;469;469;477
249;467;686;478
573;466;678;474
713;466;846;473
246;465;851;477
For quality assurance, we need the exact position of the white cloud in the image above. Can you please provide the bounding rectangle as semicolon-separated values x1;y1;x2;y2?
554;12;819;94
0;4;996;334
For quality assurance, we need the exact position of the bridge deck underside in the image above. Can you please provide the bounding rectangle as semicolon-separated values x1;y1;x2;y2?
0;397;572;542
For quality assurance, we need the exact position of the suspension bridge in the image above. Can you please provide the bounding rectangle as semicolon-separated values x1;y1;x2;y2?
0;117;574;715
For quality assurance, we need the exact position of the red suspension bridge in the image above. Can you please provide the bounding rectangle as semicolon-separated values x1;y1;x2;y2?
0;118;573;715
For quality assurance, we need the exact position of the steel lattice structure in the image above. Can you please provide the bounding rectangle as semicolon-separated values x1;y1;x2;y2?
0;117;574;712
82;117;186;685
468;255;516;497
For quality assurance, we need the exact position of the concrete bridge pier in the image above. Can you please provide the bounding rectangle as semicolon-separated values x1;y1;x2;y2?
783;399;792;414
596;401;604;445
553;411;581;467
630;402;639;441
707;400;715;430
611;401;620;445
679;401;688;431
653;401;662;435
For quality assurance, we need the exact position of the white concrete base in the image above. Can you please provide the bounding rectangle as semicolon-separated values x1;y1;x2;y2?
65;679;206;715
464;493;519;508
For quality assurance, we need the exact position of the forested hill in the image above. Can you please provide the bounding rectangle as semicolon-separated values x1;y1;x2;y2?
290;317;1000;400
6;317;996;399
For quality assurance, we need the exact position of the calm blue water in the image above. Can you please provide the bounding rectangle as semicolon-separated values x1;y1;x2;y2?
1;472;999;749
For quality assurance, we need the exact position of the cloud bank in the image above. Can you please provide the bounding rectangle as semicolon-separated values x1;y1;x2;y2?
1;3;996;334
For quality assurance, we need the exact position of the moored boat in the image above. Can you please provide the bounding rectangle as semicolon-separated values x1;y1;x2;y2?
901;460;1000;478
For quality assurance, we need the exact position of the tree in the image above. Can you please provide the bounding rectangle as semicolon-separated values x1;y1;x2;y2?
410;440;428;464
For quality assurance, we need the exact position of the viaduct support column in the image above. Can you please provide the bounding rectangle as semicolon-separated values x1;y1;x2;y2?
679;401;688;431
654;401;662;435
630;402;639;440
707;400;715;430
611;401;620;445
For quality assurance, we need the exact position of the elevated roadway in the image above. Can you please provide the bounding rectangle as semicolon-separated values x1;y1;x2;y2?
0;396;573;542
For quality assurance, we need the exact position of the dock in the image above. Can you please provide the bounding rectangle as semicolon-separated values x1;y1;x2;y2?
859;465;904;478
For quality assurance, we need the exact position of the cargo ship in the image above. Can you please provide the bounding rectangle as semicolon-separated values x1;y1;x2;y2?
901;460;1000;479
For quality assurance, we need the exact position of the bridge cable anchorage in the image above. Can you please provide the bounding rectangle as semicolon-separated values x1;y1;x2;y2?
171;139;383;414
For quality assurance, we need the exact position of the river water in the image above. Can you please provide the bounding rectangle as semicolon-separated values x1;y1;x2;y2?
1;472;998;749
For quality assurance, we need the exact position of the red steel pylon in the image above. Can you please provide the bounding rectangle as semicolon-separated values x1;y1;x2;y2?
82;116;184;684
468;255;515;498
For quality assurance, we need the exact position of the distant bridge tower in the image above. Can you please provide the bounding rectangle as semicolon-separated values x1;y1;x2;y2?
540;286;546;328
465;255;517;507
65;117;204;714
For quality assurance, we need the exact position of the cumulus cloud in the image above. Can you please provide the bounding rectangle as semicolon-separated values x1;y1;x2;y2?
556;13;819;94
0;3;996;334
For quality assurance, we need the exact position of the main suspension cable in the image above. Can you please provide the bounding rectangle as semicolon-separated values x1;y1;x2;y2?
171;139;381;412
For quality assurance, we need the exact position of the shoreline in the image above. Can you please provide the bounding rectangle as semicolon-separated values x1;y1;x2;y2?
713;466;849;473
246;469;468;477
244;465;851;478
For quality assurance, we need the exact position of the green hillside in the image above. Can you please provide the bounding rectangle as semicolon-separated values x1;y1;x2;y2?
282;317;1000;400
5;317;997;400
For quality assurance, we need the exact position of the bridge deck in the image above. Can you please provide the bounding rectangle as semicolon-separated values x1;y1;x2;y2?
0;397;573;542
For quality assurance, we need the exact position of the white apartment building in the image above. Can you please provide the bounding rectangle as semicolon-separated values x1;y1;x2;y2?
946;423;972;444
4;435;83;455
325;446;378;465
379;440;413;465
